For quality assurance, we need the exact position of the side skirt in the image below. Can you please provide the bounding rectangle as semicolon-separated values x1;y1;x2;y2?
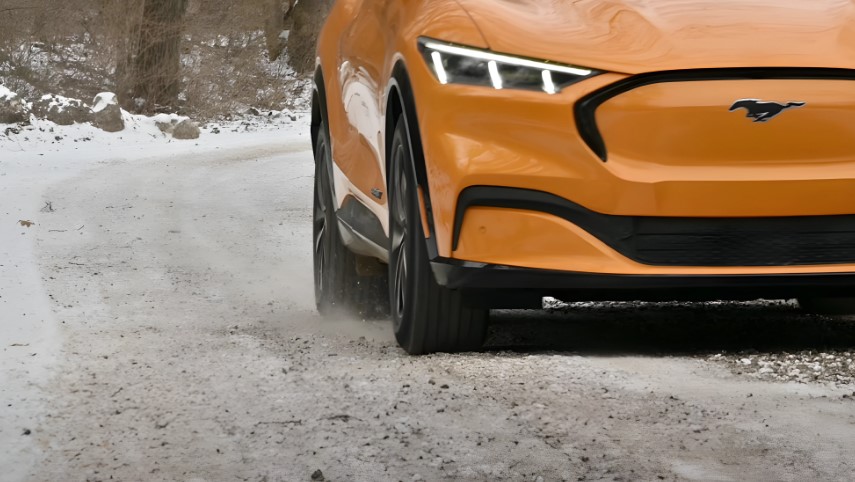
337;196;389;263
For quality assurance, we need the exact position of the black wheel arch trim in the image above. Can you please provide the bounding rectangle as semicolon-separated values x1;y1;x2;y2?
387;61;440;259
575;67;855;162
312;67;330;162
312;67;338;208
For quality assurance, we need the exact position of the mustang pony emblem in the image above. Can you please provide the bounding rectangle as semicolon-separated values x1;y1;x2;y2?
729;99;805;123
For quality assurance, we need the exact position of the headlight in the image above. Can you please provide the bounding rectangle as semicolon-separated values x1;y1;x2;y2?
418;38;599;94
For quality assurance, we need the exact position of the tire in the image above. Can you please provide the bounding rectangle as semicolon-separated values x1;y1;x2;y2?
388;116;489;354
313;123;388;319
797;297;855;316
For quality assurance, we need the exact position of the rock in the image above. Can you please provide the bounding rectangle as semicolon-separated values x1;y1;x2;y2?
32;95;91;126
0;102;28;124
92;104;124;132
172;119;200;140
156;120;177;134
281;110;298;122
0;88;28;124
310;469;325;481
91;93;124;133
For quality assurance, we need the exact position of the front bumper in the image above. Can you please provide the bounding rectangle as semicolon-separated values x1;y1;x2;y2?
410;67;855;261
451;186;855;268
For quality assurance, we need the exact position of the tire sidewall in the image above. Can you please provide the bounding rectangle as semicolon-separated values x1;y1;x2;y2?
313;127;338;313
389;119;422;346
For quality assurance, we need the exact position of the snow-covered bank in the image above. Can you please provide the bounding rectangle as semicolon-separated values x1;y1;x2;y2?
2;106;306;152
2;88;308;149
0;118;310;481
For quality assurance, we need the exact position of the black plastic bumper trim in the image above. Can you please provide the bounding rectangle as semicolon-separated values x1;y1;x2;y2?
452;186;855;267
338;195;388;249
452;186;630;252
431;258;855;304
432;258;855;290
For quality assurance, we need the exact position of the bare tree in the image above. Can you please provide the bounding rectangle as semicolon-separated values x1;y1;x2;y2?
130;0;188;112
264;0;295;62
283;0;333;74
1;0;319;117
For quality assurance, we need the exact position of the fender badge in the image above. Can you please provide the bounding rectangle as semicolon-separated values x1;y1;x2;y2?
729;99;805;123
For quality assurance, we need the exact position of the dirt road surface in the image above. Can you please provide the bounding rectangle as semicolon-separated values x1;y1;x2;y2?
4;134;855;481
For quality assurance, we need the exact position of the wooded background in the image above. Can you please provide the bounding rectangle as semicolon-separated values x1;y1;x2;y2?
0;0;334;117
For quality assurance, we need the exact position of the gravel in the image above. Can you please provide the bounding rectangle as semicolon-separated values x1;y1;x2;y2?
541;298;855;386
711;350;855;385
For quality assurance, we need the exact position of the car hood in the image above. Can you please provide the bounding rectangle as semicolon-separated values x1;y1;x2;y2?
453;0;855;74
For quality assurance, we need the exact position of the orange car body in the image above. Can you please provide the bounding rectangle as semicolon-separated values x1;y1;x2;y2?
314;0;855;303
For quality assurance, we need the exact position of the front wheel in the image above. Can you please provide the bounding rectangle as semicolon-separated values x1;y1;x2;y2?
387;116;488;354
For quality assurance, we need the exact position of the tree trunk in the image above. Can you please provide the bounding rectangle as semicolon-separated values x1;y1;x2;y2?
131;0;188;113
284;0;333;74
263;0;294;62
112;0;143;109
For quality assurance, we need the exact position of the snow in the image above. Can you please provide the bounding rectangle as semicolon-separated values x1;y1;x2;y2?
1;101;307;152
0;84;15;100
91;92;117;113
39;93;81;110
0;115;310;481
151;112;186;124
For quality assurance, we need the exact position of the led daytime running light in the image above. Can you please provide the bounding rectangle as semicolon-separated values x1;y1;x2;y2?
422;41;593;77
431;51;449;84
542;70;556;95
487;61;503;90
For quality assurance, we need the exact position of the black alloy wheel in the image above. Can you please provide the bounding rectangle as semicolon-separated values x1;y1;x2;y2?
388;116;488;354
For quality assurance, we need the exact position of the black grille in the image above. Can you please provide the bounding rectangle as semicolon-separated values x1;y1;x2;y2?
628;216;855;266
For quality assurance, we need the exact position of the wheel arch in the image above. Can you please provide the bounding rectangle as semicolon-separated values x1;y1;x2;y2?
311;67;328;162
386;61;439;259
311;66;339;213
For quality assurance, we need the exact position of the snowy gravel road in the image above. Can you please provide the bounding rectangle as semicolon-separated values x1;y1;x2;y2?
4;129;855;481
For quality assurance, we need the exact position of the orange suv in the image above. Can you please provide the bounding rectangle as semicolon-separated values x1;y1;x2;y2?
312;0;855;354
